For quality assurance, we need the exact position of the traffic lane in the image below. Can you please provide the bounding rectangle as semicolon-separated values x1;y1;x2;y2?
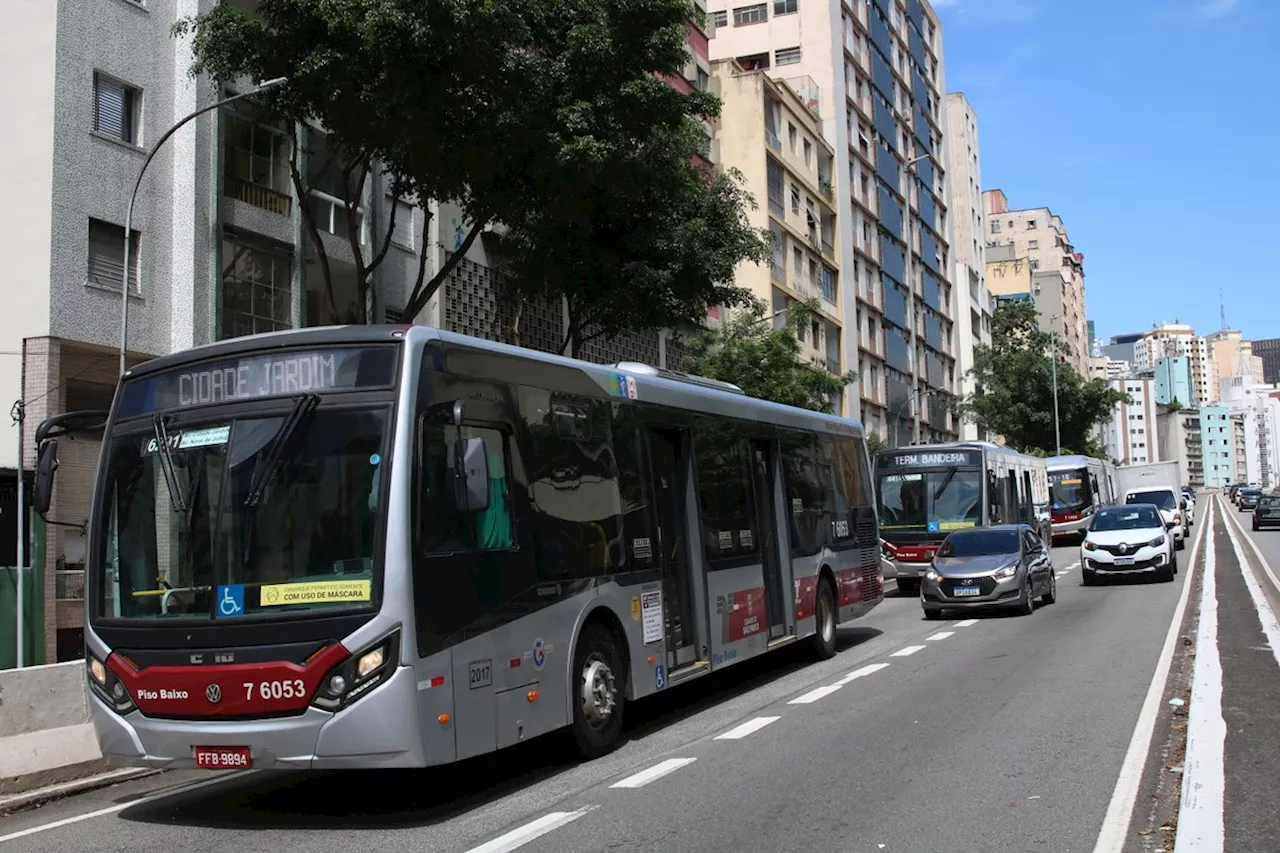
517;550;1189;853
0;594;942;852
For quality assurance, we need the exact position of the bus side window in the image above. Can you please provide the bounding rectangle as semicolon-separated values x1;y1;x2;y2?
418;422;514;552
694;419;761;570
987;470;1001;524
779;429;831;555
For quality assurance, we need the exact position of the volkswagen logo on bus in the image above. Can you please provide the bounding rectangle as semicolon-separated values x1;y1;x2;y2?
206;684;222;704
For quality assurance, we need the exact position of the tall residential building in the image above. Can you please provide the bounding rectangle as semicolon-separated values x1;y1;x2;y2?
1157;408;1204;488
982;190;1088;375
711;60;845;408
1133;323;1214;407
984;244;1033;303
708;0;958;445
1198;407;1237;488
1205;329;1266;389
1231;414;1249;485
1100;377;1159;465
1153;356;1194;407
1103;332;1144;367
943;92;992;441
1219;376;1280;489
1254;337;1280;384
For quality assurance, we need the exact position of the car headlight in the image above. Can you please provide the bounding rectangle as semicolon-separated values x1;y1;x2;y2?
1148;535;1166;547
1083;540;1097;551
993;563;1019;580
925;567;941;582
1173;514;1181;524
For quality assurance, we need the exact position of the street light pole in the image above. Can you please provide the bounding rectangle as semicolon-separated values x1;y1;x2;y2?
1050;312;1062;455
900;152;931;445
119;77;287;376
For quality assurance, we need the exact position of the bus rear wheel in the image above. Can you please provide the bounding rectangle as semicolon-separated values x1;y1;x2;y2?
811;579;837;660
570;624;626;760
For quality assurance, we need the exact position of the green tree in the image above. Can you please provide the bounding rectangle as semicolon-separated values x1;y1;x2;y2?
179;0;763;333
681;298;854;413
952;301;1125;456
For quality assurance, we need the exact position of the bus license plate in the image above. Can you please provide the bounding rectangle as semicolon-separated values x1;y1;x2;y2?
953;587;981;597
194;746;251;769
1113;557;1135;566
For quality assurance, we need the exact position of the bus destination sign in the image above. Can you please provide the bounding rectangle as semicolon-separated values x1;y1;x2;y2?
118;346;397;418
881;449;982;469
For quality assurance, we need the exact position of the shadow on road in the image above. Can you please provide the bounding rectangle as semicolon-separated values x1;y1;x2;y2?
116;626;882;831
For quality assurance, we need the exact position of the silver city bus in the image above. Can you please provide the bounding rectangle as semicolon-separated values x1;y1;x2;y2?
873;441;1051;593
33;325;882;771
1045;454;1117;542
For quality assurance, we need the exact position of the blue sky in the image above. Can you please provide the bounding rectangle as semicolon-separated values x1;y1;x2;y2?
932;0;1279;345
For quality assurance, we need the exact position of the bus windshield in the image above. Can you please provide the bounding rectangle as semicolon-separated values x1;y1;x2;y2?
877;468;982;532
94;407;388;621
1049;468;1092;511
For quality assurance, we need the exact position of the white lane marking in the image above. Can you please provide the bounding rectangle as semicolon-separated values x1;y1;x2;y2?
1174;500;1225;853
464;806;598;853
0;770;255;844
787;684;843;705
1220;494;1280;597
715;716;781;740
926;631;954;641
609;758;696;789
1221;505;1280;669
891;644;926;657
954;619;979;628
834;662;891;685
1091;497;1211;853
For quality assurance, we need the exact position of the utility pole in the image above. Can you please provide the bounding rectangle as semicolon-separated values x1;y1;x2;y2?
901;151;931;446
1050;313;1062;456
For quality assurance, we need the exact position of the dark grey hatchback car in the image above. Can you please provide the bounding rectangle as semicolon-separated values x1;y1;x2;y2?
920;525;1057;620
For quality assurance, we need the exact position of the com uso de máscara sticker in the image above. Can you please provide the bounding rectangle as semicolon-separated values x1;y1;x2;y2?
259;580;371;607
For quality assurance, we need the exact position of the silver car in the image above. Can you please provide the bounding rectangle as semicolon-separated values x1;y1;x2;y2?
920;525;1057;620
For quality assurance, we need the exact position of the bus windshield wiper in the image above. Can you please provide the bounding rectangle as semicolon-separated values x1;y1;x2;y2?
244;394;320;508
932;467;958;503
152;415;188;513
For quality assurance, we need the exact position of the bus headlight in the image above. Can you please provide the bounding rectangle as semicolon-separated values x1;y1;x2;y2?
312;630;400;712
86;653;136;716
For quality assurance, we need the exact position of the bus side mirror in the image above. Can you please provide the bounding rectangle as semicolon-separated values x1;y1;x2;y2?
33;439;59;517
454;437;490;513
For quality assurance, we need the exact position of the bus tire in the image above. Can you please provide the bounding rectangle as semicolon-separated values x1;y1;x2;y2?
811;578;838;660
570;623;626;760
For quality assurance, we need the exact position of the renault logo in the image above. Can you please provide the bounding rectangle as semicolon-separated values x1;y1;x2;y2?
206;684;222;704
1118;544;1129;554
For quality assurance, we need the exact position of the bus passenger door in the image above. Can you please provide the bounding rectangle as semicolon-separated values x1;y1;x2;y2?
750;439;788;639
647;427;698;669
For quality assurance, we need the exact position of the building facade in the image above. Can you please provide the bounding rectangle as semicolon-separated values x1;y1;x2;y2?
943;92;992;441
1156;408;1204;489
982;189;1088;375
1132;323;1214;407
1254;337;1280;385
708;0;958;445
1100;377;1160;465
1198;407;1236;488
1206;329;1266;388
1153;356;1194;407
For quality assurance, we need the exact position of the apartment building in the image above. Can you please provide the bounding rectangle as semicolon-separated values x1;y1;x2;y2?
1153;356;1194;407
1254;337;1280;384
943;92;992;441
982;190;1088;375
1132;323;1215;407
708;0;958;445
1100;377;1160;465
1220;376;1280;489
1205;329;1266;389
1232;414;1249;485
1156;407;1204;488
1198;407;1236;488
711;61;845;407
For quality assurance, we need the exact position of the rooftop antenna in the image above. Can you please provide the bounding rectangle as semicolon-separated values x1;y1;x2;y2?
1220;286;1227;332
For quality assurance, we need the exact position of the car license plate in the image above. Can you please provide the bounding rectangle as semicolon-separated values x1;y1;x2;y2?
1113;557;1135;566
953;586;982;597
194;746;251;769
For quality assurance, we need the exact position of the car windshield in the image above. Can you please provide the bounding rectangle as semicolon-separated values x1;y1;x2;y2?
1049;468;1091;511
94;408;388;621
937;529;1020;557
1126;490;1175;511
1092;506;1162;531
877;468;982;531
1242;489;1262;498
1258;496;1280;508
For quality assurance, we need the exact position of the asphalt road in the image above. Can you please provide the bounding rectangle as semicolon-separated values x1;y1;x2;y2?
0;531;1214;853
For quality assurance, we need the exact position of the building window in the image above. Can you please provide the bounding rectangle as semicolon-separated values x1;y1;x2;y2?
390;198;415;249
776;46;802;66
223;103;292;216
1028;239;1039;249
790;184;801;215
991;220;1001;233
93;72;139;144
1030;259;1040;270
87;218;140;292
220;235;293;340
714;10;728;27
696;66;710;91
774;0;798;14
1026;219;1038;229
733;3;768;26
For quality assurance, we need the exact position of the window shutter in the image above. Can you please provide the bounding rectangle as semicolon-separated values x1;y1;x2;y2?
390;200;414;248
384;306;405;324
88;219;138;291
94;75;129;142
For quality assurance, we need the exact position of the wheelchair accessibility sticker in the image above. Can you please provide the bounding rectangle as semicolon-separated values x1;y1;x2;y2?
216;584;245;618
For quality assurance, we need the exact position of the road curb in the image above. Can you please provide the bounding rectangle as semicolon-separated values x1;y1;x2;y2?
0;768;163;815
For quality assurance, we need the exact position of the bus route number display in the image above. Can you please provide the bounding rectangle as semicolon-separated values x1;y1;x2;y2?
885;450;981;468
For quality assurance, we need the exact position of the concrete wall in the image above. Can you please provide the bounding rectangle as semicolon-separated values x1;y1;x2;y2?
0;660;88;739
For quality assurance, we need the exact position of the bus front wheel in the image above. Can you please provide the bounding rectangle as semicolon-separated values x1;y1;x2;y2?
811;579;838;660
570;624;626;760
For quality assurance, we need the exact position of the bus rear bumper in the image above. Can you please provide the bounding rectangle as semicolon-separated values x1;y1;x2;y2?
91;665;426;771
1050;516;1092;539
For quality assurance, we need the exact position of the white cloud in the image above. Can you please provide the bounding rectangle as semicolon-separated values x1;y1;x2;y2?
1162;0;1241;23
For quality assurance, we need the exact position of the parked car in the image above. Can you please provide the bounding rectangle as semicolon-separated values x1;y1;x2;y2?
1081;504;1176;585
920;525;1056;620
1254;495;1280;531
1239;488;1263;511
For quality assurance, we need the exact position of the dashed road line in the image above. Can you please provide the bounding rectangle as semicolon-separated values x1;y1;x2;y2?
715;717;781;740
463;806;598;853
610;758;697;789
954;619;979;627
925;631;954;641
834;662;891;685
788;684;843;705
891;644;926;657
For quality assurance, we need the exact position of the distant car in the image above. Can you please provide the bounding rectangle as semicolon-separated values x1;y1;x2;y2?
1180;491;1195;527
1081;504;1176;585
1124;488;1187;549
1254;495;1280;531
920;525;1056;620
1239;488;1263;511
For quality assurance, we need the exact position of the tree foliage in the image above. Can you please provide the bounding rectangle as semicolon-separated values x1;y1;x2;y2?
952;301;1125;456
680;298;854;414
179;0;764;335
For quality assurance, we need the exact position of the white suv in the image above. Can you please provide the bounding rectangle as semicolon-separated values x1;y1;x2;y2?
1081;504;1177;585
1123;487;1187;549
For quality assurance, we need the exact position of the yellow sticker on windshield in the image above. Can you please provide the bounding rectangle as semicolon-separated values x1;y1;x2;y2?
939;521;977;530
259;580;371;607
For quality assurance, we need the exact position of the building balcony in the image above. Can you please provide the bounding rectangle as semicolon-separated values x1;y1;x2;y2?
56;569;85;601
226;175;293;217
766;128;782;152
783;76;821;121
